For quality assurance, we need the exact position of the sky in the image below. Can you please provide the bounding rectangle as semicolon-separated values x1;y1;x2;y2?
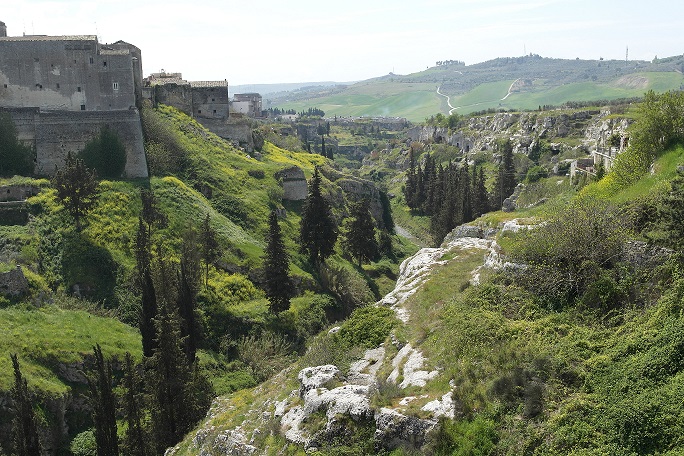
2;0;683;86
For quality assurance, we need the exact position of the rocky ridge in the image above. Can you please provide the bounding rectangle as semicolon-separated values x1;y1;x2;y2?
171;222;518;455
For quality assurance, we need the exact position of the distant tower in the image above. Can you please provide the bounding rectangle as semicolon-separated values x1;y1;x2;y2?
626;46;629;63
0;21;7;38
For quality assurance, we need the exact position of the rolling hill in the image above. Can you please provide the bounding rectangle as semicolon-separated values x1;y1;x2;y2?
266;54;684;121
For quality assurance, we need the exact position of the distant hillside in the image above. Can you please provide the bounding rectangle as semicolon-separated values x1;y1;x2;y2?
229;81;351;97
266;54;684;121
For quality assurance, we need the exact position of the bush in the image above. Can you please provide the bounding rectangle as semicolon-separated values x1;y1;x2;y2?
237;331;294;382
336;305;396;349
70;429;97;456
0;112;34;176
78;127;127;178
509;199;631;308
428;416;497;456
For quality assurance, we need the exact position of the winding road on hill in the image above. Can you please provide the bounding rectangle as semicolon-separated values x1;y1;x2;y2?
436;78;521;114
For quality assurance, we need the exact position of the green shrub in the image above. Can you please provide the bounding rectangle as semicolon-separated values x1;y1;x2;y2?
336;305;396;349
428;416;497;456
0;112;34;176
509;198;631;308
70;429;97;456
78;127;127;178
237;331;294;382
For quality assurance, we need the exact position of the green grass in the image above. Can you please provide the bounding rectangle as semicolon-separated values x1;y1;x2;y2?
273;71;684;121
277;81;443;122
0;304;141;393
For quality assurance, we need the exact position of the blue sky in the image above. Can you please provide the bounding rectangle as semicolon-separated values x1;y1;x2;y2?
3;0;682;85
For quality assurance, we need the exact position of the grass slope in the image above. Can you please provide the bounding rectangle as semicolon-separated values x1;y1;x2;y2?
271;69;683;122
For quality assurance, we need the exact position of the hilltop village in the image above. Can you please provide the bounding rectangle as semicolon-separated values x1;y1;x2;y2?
0;20;263;178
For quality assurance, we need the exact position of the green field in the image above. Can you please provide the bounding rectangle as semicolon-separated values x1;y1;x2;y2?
273;71;684;121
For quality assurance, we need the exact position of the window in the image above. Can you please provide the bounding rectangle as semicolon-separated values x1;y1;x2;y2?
103;61;107;67
77;86;81;92
4;84;7;88
212;98;215;102
112;82;119;91
89;57;94;64
213;110;216;114
80;105;86;111
198;110;202;114
56;83;60;89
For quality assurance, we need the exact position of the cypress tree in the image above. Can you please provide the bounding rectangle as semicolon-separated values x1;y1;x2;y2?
9;354;41;456
342;198;379;267
403;149;418;210
121;353;148;456
146;302;193;452
177;227;201;363
263;210;294;313
87;344;119;456
135;217;157;358
200;214;219;288
299;167;338;266
460;161;473;223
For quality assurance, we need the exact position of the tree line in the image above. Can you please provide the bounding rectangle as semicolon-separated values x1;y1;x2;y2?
403;139;517;244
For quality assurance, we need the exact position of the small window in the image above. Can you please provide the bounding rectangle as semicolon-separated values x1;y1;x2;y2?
213;110;216;114
198;110;202;114
112;82;119;91
212;98;215;102
103;61;107;67
4;84;8;88
80;104;86;111
89;57;94;64
77;86;81;92
56;83;60;89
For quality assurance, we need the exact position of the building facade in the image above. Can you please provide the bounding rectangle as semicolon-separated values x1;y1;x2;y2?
0;21;148;178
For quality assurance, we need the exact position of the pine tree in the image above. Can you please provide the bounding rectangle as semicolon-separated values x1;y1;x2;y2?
53;153;98;231
263;210;294;313
87;344;119;456
121;353;149;456
342;199;379;266
10;354;41;456
321;136;326;159
299;167;338;266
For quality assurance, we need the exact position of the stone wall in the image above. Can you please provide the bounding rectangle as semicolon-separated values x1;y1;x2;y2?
0;36;137;112
0;184;40;202
191;83;229;119
3;107;148;178
276;166;308;201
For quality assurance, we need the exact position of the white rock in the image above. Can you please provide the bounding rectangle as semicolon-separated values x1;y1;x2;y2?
298;365;341;396
421;392;455;419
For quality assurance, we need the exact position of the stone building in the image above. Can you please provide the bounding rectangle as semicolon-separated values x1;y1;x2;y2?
0;21;148;178
232;92;262;117
145;71;229;119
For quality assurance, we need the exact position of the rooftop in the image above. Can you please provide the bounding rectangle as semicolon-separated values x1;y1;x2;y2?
190;81;228;88
0;34;97;42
